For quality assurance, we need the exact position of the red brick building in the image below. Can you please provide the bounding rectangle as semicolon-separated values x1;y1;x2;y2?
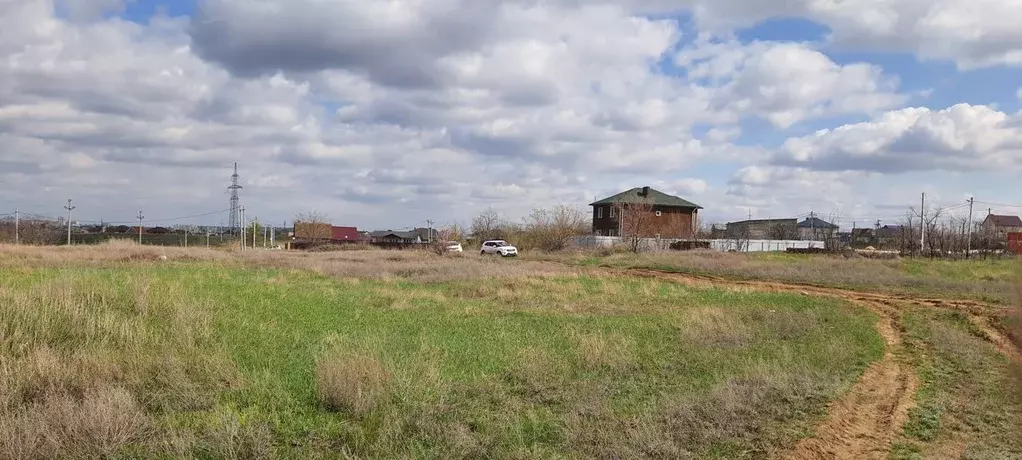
590;186;702;238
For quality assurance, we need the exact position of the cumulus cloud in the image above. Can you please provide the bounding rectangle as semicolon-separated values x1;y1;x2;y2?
678;40;904;127
772;104;1022;173
691;0;1022;69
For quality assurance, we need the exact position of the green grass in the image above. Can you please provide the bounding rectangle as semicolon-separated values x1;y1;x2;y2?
0;262;884;459
895;308;1022;458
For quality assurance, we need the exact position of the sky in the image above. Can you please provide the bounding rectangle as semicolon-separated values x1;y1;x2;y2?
2;0;1022;231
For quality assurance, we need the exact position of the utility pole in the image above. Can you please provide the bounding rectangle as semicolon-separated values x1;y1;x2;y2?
875;219;882;247
810;211;816;241
206;232;210;249
426;219;434;243
184;230;188;247
137;211;144;245
966;197;975;259
919;193;926;253
263;225;268;248
64;199;75;245
240;207;246;251
14;208;19;245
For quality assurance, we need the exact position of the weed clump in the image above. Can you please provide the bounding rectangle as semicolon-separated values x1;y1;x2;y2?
315;350;390;415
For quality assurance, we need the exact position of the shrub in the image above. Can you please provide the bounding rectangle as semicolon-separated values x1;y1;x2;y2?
315;351;390;415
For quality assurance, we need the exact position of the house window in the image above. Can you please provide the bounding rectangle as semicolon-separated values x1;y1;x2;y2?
655;210;662;217
609;206;616;218
609;229;617;237
597;207;603;219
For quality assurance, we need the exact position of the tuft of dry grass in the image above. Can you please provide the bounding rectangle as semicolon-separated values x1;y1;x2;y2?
0;387;151;460
676;307;755;348
574;332;636;370
315;350;391;415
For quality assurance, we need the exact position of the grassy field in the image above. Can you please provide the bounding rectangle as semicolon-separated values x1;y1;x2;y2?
893;308;1022;459
530;251;1022;304
0;244;885;459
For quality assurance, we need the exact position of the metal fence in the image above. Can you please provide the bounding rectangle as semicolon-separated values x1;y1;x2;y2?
573;236;825;253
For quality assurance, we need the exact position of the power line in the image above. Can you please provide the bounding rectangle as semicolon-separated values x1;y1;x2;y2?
975;200;1022;209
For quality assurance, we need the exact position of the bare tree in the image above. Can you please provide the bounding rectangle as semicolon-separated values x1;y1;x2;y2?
429;226;462;256
767;222;798;240
619;199;659;253
724;224;751;253
294;211;331;240
471;208;505;242
520;205;589;251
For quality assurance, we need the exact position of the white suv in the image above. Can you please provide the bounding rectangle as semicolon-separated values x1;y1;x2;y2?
480;240;518;257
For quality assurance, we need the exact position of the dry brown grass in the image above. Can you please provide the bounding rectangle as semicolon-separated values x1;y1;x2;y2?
0;387;151;460
0;269;240;459
315;349;391;415
676;307;755;348
0;242;579;284
574;332;636;370
535;249;1020;303
0;240;228;265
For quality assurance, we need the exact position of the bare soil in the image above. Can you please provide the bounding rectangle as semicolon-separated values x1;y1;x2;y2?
621;268;1021;460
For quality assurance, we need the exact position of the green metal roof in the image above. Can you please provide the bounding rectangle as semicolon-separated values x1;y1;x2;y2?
590;187;702;209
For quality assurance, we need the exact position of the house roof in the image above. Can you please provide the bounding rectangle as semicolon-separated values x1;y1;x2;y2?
984;214;1022;227
590;187;702;209
370;230;419;240
798;217;838;229
330;226;361;241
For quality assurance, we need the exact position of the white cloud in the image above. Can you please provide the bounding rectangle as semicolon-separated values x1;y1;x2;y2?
772;104;1022;173
680;40;905;127
1;0;1014;229
690;0;1022;69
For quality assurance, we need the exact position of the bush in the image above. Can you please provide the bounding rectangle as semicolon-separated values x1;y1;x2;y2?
315;351;390;415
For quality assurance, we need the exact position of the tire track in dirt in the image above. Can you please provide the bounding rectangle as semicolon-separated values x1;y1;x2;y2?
617;267;1021;459
780;297;917;460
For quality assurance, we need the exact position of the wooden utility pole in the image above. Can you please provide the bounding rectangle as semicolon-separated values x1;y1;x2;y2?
966;197;975;259
240;207;246;251
137;211;144;245
64;199;76;245
920;193;926;252
13;208;18;245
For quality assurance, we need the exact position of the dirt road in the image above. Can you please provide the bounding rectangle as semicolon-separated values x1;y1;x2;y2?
621;268;1020;459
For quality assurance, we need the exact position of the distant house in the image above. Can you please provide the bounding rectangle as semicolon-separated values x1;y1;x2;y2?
330;226;362;242
982;214;1022;237
850;228;873;246
724;219;797;240
590;186;702;238
369;230;421;244
797;217;839;241
410;227;440;243
294;222;364;244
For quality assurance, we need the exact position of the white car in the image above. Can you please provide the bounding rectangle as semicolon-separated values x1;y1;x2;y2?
480;240;518;257
446;241;463;253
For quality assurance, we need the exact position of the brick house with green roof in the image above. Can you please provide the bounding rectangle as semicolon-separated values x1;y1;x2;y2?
589;186;702;238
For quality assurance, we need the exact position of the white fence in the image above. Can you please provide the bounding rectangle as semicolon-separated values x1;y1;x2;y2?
573;236;825;253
